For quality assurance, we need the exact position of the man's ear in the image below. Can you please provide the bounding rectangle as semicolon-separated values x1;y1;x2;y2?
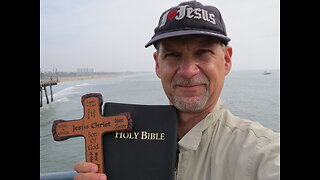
153;52;161;78
224;46;233;76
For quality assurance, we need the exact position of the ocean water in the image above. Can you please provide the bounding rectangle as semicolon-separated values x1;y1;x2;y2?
40;70;279;173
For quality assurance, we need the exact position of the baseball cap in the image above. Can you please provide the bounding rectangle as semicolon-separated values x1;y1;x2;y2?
145;0;231;48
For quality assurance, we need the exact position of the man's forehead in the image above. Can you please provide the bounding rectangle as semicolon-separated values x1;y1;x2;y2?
159;35;221;49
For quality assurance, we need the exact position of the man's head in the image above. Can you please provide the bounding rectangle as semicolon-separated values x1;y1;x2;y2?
146;1;232;113
153;35;232;113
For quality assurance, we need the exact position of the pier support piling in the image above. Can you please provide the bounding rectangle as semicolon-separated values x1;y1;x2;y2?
44;86;49;104
50;85;53;102
40;87;43;107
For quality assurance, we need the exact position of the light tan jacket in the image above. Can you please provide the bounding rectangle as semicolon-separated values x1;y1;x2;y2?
175;100;280;180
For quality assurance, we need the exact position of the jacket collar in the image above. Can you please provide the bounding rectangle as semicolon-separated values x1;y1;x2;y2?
178;98;224;151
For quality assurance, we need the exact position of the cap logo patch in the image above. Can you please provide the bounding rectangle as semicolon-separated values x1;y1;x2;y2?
168;9;178;20
159;4;216;28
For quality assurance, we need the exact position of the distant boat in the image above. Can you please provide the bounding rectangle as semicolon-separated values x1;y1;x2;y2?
263;71;271;75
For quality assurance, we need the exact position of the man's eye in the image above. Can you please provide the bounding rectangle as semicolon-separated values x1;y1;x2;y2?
165;52;180;58
197;49;213;55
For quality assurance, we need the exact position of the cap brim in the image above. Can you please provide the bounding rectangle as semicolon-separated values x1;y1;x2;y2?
145;30;231;48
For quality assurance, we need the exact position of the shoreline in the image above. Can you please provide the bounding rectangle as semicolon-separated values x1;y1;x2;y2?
57;73;142;83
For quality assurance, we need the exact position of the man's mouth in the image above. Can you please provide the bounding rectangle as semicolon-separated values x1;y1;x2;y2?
174;84;207;96
176;84;204;89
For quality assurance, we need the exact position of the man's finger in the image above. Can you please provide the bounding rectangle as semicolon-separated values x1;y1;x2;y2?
73;161;98;173
73;172;107;180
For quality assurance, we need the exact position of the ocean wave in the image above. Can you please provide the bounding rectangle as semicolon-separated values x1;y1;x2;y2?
41;82;89;107
54;86;78;98
75;83;90;87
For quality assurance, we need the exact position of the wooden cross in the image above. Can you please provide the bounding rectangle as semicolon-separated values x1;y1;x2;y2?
52;93;133;173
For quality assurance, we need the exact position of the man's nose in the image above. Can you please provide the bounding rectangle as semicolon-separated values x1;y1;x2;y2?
177;58;200;79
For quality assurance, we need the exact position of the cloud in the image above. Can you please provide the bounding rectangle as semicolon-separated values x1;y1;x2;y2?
40;0;279;72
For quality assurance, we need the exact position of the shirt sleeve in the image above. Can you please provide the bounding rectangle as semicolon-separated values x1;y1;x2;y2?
256;133;280;180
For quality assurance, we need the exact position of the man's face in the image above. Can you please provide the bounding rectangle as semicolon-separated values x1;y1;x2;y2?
153;35;232;113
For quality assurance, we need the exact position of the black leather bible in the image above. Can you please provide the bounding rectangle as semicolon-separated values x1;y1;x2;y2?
102;102;178;180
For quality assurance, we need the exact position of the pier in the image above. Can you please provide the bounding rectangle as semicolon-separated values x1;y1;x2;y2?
40;69;59;107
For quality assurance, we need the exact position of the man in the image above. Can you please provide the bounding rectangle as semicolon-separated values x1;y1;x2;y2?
73;1;280;180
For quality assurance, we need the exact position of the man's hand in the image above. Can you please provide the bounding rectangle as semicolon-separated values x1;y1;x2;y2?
73;161;107;180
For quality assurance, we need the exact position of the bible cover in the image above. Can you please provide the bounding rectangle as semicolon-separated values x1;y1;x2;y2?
102;102;178;180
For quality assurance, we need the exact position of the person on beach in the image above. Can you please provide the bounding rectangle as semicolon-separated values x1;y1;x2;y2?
73;1;280;180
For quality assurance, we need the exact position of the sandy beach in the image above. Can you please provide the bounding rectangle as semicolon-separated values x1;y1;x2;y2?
57;73;136;83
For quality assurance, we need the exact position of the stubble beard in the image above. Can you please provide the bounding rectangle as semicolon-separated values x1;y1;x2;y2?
171;76;210;113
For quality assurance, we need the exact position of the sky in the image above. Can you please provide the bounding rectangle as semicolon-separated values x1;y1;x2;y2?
40;0;280;72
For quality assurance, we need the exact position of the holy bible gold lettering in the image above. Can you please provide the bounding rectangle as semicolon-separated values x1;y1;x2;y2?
114;131;166;140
